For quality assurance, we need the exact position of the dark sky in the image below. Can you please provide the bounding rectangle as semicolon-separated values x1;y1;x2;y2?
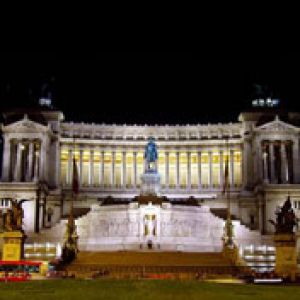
0;51;300;125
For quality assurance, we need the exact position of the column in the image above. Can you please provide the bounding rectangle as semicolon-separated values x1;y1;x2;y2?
1;136;11;181
176;151;180;188
269;142;275;183
67;148;72;185
165;152;169;188
208;151;213;188
280;142;288;183
243;138;252;189
34;146;41;182
292;138;300;183
89;149;94;186
79;148;83;185
55;140;60;187
219;150;223;188
26;142;34;181
100;151;105;186
39;139;47;181
111;150;115;186
197;151;202;189
262;145;268;183
230;149;234;187
187;151;191;189
122;151;127;188
14;141;22;181
133;151;137;187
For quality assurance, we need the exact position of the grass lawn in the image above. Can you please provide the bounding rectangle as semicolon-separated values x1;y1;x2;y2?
0;279;300;300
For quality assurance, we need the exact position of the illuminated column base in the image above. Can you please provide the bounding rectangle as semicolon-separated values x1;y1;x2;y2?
140;171;161;196
0;231;26;261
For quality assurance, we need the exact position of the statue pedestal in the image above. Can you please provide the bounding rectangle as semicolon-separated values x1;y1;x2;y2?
274;234;298;281
0;231;26;261
222;243;242;266
141;171;161;196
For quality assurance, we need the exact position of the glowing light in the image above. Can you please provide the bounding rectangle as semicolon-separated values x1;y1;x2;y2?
252;98;280;107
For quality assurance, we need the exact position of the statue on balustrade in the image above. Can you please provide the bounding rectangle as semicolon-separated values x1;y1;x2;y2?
3;199;27;232
269;196;299;234
144;137;158;172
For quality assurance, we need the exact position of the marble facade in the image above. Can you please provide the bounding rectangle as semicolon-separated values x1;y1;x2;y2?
0;107;300;253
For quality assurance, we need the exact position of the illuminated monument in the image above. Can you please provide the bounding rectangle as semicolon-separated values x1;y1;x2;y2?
0;99;300;256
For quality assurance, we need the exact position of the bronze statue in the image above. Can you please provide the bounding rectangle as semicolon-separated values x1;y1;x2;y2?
269;196;299;234
144;137;158;171
3;199;27;232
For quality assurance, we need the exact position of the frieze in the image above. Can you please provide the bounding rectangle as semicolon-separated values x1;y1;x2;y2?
60;122;243;141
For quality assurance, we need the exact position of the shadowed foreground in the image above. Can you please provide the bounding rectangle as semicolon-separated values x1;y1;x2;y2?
1;280;300;300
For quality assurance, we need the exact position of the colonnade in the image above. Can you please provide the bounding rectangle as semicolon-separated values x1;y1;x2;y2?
261;140;295;184
1;138;44;182
61;146;242;190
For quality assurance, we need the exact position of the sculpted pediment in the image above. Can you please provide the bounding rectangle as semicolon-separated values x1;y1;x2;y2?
2;115;49;134
255;116;299;134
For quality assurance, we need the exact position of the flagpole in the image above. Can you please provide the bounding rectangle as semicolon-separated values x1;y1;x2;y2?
69;137;75;230
227;138;231;221
223;137;234;248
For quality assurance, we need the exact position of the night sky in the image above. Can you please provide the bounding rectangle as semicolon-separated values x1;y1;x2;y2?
0;51;300;125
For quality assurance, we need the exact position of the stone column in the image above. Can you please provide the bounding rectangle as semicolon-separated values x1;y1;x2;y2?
230;149;234;187
79;148;83;186
187;151;191;189
33;147;40;182
208;151;213;189
293;139;300;183
55;139;61;187
111;151;115;186
89;149;94;186
176;151;180;188
14;141;22;182
67;148;73;185
1;136;11;181
197;151;202;190
243;138;253;189
122;151;127;188
133;151;137;188
281;142;288;183
270;142;275;183
255;139;263;182
262;146;269;183
165;152;169;189
39;139;47;181
26;142;34;181
100;151;105;186
219;150;224;188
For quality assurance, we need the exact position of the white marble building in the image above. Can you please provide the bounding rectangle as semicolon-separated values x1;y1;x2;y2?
1;106;300;252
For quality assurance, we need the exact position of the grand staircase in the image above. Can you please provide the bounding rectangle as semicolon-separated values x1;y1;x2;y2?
65;251;250;278
210;208;268;248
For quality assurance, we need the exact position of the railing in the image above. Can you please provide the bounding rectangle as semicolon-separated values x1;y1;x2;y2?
61;185;242;193
67;264;251;275
240;245;276;273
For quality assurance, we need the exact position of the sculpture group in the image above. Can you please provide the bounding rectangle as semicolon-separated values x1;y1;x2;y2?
269;196;299;234
3;199;25;232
